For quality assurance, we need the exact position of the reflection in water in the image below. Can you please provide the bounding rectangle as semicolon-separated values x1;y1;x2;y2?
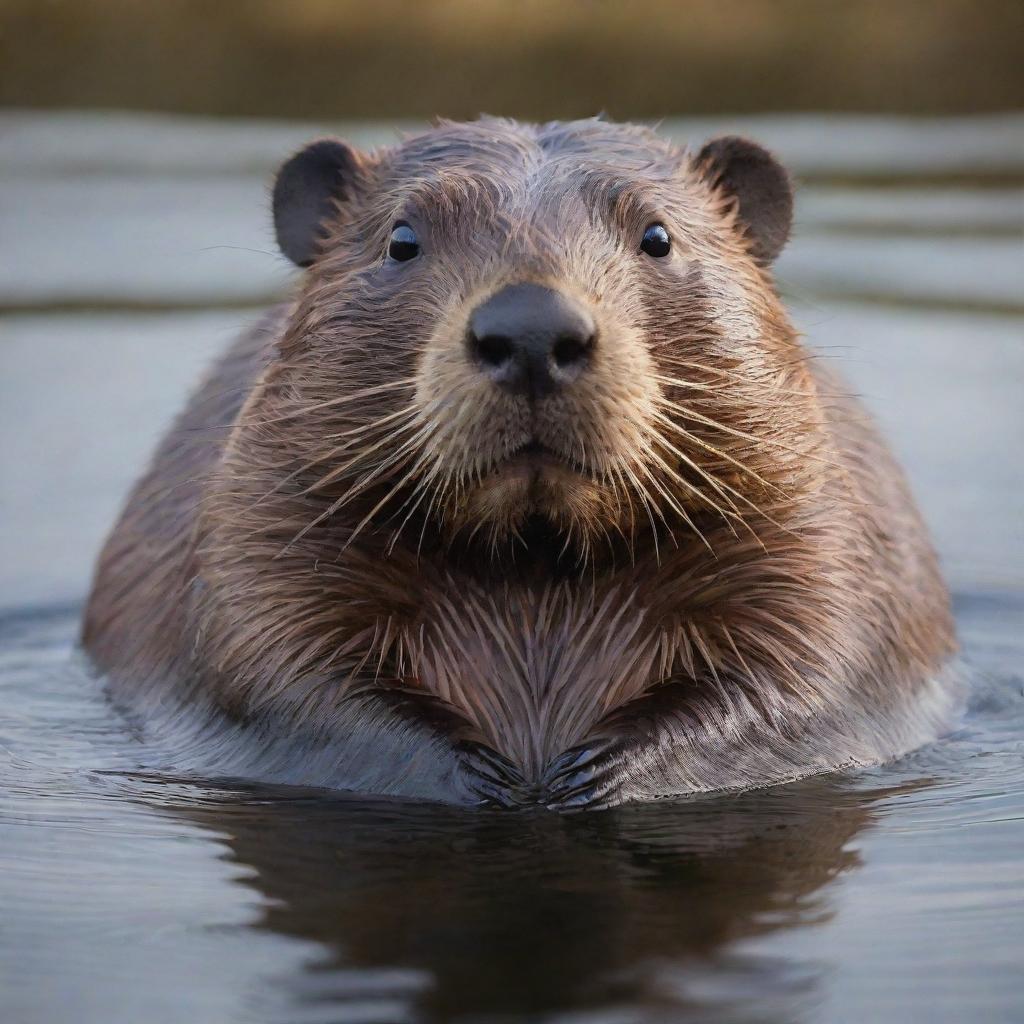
146;775;918;1021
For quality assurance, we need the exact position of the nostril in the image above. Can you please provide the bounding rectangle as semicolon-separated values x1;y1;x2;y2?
467;285;596;396
552;333;594;369
473;333;514;368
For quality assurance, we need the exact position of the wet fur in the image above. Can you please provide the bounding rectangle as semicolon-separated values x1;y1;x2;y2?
83;118;957;805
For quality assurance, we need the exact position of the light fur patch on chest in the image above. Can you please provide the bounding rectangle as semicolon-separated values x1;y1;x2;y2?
402;582;665;775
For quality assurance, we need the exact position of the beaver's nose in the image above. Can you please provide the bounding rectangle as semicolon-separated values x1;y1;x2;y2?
467;284;596;397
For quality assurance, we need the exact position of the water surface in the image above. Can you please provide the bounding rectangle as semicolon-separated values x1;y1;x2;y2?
1;112;1022;1023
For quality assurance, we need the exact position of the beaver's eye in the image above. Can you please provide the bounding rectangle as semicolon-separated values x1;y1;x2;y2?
388;222;419;262
640;223;671;258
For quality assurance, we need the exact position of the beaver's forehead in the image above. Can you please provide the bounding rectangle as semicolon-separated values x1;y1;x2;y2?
387;118;683;197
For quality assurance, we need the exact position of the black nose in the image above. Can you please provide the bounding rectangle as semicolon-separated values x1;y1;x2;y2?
467;283;596;397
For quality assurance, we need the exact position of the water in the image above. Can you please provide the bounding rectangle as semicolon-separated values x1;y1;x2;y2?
1;112;1022;1023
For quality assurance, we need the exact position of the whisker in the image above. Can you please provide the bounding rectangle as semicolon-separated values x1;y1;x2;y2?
256;379;419;428
631;454;714;557
385;452;445;556
242;410;421;511
639;427;744;520
237;412;420;518
669;403;842;471
651;408;793;496
643;417;784;543
618;462;664;565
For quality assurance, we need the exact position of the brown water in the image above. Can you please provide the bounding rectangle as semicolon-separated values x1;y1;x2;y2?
1;112;1023;1023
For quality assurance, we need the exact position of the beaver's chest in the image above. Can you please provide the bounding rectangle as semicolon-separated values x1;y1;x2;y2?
400;583;674;773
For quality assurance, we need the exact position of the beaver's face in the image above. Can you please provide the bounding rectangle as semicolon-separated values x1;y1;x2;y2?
271;119;798;564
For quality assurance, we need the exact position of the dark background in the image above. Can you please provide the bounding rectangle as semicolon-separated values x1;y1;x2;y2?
2;0;1022;120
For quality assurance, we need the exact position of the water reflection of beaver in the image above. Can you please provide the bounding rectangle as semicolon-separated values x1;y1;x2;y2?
163;777;895;1018
84;117;958;808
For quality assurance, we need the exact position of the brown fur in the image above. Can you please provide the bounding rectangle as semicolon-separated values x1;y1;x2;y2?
83;117;957;803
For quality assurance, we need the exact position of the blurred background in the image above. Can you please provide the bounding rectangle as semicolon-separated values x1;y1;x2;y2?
1;0;1022;119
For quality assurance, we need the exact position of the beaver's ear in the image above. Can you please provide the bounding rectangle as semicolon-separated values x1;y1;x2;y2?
273;138;365;268
695;136;793;265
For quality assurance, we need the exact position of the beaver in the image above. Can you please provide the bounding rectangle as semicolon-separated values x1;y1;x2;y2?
83;117;958;808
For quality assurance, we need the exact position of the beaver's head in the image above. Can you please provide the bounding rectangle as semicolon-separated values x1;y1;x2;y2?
266;118;803;568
